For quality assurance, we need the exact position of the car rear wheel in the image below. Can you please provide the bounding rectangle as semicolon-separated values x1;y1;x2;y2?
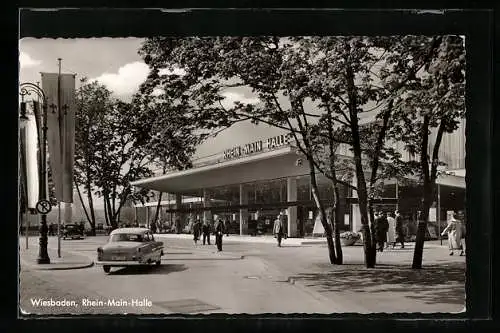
155;260;161;266
103;265;111;273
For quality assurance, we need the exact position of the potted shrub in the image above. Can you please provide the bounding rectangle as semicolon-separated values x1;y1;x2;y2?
339;231;360;246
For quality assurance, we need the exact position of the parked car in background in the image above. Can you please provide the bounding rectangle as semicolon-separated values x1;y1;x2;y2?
95;228;164;274
62;224;85;240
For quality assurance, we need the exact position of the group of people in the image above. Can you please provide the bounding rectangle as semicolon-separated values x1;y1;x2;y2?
372;209;465;256
191;218;227;252
372;210;405;252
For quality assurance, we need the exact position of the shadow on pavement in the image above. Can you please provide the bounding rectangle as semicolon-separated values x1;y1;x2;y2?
291;262;465;306
107;264;187;275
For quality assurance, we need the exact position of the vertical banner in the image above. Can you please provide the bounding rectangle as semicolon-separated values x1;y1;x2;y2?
60;74;76;203
19;122;29;211
41;72;76;203
24;115;40;208
42;72;63;201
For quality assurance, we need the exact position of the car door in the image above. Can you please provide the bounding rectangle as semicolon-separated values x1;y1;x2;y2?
140;232;153;260
148;232;162;257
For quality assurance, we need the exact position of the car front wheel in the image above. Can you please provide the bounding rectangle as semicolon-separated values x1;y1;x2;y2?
103;265;111;273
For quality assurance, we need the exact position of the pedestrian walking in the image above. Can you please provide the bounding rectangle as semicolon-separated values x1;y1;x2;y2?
441;212;464;256
202;220;211;245
395;210;405;248
373;211;389;252
273;212;285;247
192;219;201;245
224;218;230;237
386;212;397;248
175;217;181;234
214;218;225;251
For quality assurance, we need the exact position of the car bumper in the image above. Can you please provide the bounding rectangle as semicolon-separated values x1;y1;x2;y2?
95;260;147;266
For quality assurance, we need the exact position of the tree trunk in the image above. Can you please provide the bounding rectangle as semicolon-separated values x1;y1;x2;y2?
412;114;431;269
104;191;117;229
74;176;95;235
153;192;163;226
86;178;97;233
345;55;376;268
308;158;337;264
325;108;343;264
412;116;446;269
103;194;109;226
412;183;433;269
329;181;344;265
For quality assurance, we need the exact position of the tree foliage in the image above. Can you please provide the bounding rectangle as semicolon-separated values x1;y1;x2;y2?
137;36;464;268
386;35;466;268
74;79;152;230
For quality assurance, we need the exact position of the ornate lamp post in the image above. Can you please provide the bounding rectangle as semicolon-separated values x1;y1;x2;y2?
20;83;51;264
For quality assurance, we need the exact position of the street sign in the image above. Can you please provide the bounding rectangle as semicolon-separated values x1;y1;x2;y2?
35;199;52;214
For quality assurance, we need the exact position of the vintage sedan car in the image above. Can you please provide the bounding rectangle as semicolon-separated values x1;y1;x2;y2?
96;228;164;273
62;224;85;240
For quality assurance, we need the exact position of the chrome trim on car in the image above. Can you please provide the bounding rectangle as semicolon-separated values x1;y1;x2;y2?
95;260;146;266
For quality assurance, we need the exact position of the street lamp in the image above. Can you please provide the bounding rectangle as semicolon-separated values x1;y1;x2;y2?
19;83;50;264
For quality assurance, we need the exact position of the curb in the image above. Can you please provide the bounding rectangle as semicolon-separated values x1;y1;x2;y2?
20;257;95;271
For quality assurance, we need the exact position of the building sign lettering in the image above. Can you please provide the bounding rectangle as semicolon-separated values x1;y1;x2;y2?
223;133;292;160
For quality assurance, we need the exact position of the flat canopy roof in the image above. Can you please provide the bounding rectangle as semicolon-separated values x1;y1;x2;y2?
131;146;310;194
131;147;466;195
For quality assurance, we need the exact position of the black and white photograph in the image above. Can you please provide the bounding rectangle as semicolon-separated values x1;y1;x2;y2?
18;24;469;314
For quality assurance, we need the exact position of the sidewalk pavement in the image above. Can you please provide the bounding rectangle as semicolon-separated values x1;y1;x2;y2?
154;233;448;248
19;237;94;271
165;246;244;260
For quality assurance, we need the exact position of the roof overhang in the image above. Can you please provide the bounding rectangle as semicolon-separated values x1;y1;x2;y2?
436;173;466;189
131;146;309;194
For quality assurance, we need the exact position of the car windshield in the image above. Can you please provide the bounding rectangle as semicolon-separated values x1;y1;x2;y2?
110;233;144;242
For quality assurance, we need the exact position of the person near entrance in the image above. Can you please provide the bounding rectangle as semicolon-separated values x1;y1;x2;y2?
441;212;464;256
214;218;225;251
273;211;285;247
373;211;389;252
224;218;230;237
202;220;211;245
192;219;201;245
386;212;397;249
395;210;405;248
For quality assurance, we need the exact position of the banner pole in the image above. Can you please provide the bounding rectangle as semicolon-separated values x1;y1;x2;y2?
58;201;61;258
57;58;63;259
25;212;29;249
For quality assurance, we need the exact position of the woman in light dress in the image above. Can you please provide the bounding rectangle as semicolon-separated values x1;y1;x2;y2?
441;213;464;256
386;212;397;248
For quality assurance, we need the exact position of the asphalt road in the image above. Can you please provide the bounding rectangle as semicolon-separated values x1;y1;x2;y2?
20;236;342;315
19;235;465;315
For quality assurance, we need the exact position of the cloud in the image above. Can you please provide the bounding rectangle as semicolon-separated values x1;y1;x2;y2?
221;91;260;109
91;61;149;98
19;52;42;69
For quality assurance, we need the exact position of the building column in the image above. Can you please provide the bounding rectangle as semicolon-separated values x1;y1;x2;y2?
134;206;138;226
287;177;298;237
203;189;212;223
175;193;183;230
351;174;362;233
239;184;248;235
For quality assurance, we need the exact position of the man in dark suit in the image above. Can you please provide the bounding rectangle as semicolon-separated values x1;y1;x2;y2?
202;220;211;245
214;218;225;252
395;210;405;248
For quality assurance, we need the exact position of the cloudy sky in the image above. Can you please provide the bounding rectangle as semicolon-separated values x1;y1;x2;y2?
19;37;284;160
